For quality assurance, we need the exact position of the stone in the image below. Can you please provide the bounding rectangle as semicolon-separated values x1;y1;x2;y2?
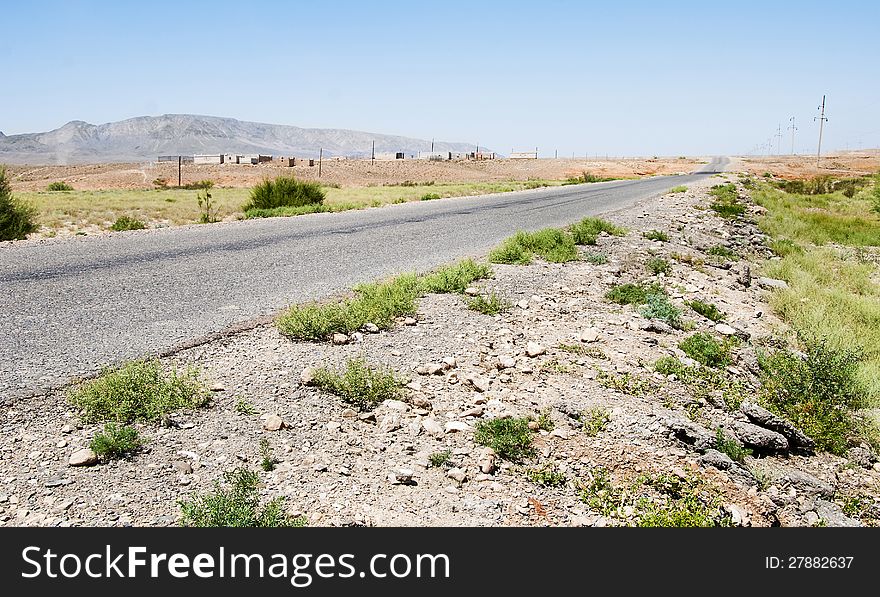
263;414;285;431
332;333;349;345
780;470;834;498
445;421;471;434
326;421;342;432
464;287;480;296
699;449;735;471
497;355;516;369
378;413;402;433
364;322;380;333
579;328;601;343
477;447;496;474
464;374;490;393
358;412;377;423
731;421;789;452
714;323;738;336
422;418;444;436
516;299;529;310
383;399;410;412
300;367;316;385
461;406;484;418
389;469;415;485
527;421;540;431
351;332;364;343
56;440;68;448
736;263;752;288
526;342;546;357
442;356;457;368
61;424;73;434
739;402;815;450
757;277;789;290
426;363;445;375
724;504;749;527
415;365;430;376
68;448;98;467
403;317;417;326
411;395;431;409
172;461;193;474
549;428;571;439
638;319;674;334
45;477;74;488
667;418;715;451
447;468;468;483
210;382;226;392
845;446;875;469
816;499;861;527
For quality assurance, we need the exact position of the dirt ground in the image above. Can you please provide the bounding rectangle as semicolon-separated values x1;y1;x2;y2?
735;150;880;179
4;157;705;192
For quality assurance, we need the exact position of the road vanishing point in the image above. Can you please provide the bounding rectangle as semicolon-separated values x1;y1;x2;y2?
1;157;728;398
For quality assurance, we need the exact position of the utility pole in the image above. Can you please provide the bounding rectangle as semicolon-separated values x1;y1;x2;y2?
431;138;434;152
318;148;323;177
815;95;828;170
776;124;782;155
788;117;797;155
177;155;182;187
371;140;375;165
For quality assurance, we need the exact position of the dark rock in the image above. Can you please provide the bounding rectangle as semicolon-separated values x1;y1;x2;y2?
740;402;815;450
816;499;861;527
731;421;789;452
668;418;715;450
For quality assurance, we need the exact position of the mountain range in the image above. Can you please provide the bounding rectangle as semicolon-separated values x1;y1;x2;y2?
0;114;482;164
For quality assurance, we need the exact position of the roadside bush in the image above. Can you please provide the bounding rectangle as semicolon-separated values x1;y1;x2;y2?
488;228;578;264
570;217;626;245
474;417;535;462
562;171;614;185
422;259;492;294
668;185;688;194
759;337;867;454
468;292;509;315
679;333;734;368
110;215;146;231
67;359;210;423
90;423;142;460
420;192;441;201
179;468;306;527
0;167;38;241
709;184;746;218
47;181;73;191
686;299;725;322
311;358;404;410
243;176;325;211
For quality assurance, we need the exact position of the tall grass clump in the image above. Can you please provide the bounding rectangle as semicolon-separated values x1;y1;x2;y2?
311;358;404;410
47;181;74;191
243;176;325;213
110;215;146;231
474;417;535;462
570;217;626;245
709;184;746;219
488;228;578;264
0;167;38;241
422;259;492;293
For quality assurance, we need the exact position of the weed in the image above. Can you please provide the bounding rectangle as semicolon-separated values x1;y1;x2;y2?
671;252;704;267
180;180;214;191
489;229;579;264
646;257;671;275
714;428;752;463
197;188;220;223
655;356;745;409
527;463;567;487
90;423;142;460
686;299;725;322
474;417;535;462
582;407;611;437
597;370;656;396
0;167;38;241
706;245;738;260
640;291;683;329
679;333;734;368
47;181;73;191
179;468;305;527
67;360;210;424
420;192;441;201
243;176;325;212
583;251;608;264
110;215;146;231
468;292;509;315
488;237;533;265
259;438;277;472
570;217;626;245
422;259;492;294
643;230;670;242
563;171;615;185
668;185;688;194
709;184;746;218
235;398;258;415
541;358;572;374
534;410;554;431
605;282;662;305
768;238;802;257
311;358;404;410
429;450;452;468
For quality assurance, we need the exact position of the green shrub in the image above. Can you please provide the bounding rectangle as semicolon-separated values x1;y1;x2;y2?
583;251;608;265
562;171;615;185
605;282;662;305
47;181;73;191
570;217;626;245
654;356;746;410
311;358;404;410
646;257;671;275
67;360;210;424
422;259;492;294
527;464;567;487
488;236;533;265
668;185;688;194
488;229;578;264
429;450;452;468
714;428;751;463
243;176;325;211
709;184;746;218
0;167;38;241
420;192;441;201
277;274;421;340
259;438;277;472
235;398;258;415
643;230;670;242
706;245;738;260
640;292;683;328
686;299;725;322
467;292;509;315
759;338;867;454
474;417;535;462
679;333;733;368
110;215;146;231
179;468;305;527
582;407;611;437
90;423;142;460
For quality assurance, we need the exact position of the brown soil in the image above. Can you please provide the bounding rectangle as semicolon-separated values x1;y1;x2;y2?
735;150;880;180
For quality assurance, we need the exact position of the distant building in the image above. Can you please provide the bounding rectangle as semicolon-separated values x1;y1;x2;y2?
509;152;537;159
194;154;224;165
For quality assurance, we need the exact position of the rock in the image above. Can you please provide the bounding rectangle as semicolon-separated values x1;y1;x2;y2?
549;428;571;439
579;328;601;343
845;446;875;469
735;263;751;288
442;356;457;368
816;499;861;527
699;449;735;471
61;424;73;434
411;395;431;409
445;421;472;434
516;299;529;310
415;365;430;376
378;413;402;433
757;277;789;290
363;322;380;333
638;319;674;334
667;418;715;451
403;317;417;326
358;412;377;423
300;367;316;385
526;342;546;357
464;374;490;393
740;402;815;450
56;440;68;448
383;399;410;412
351;332;364;343
262;414;286;431
45;477;74;488
477;447;496;474
497;355;516;369
464;287;480;296
389;469;415;485
172;461;193;474
724;503;750;527
447;468;468;483
210;382;226;392
332;333;349;345
422;418;444;436
780;470;834;498
68;448;98;467
731;421;789;452
714;323;738;336
326;421;342;432
427;363;445;375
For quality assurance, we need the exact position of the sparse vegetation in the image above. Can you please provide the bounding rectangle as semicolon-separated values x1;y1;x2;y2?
709;184;746;218
197;188;220;223
639;291;683;329
429;450;452;468
235;398;258;415
110;215;146;231
311;358;404;410
563;171;616;185
180;180;214;191
654;356;746;410
527;463;567;487
679;333;734;368
467;292;509;315
488;228;579;264
605;282;663;305
0;167;38;241
582;407;611;437
643;229;669;242
90;423;142;460
474;417;535;462
422;259;492;294
597;370;656;396
420;192;441;201
243;176;325;213
259;438;277;472
534;410;554;431
706;245;738;260
570;217;626;245
714;428;751;463
67;359;210;424
179;468;306;527
646;256;671;275
686;299;725;322
583;251;608;265
47;181;73;191
668;185;688;194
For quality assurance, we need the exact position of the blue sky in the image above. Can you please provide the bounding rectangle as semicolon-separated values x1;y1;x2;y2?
2;0;878;156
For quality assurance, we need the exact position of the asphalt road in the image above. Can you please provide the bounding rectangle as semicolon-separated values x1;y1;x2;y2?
1;157;728;397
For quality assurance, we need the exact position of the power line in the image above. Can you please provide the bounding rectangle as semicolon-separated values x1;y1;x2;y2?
788;117;797;155
814;95;828;170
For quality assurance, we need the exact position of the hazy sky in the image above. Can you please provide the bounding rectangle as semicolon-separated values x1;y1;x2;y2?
3;0;878;156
